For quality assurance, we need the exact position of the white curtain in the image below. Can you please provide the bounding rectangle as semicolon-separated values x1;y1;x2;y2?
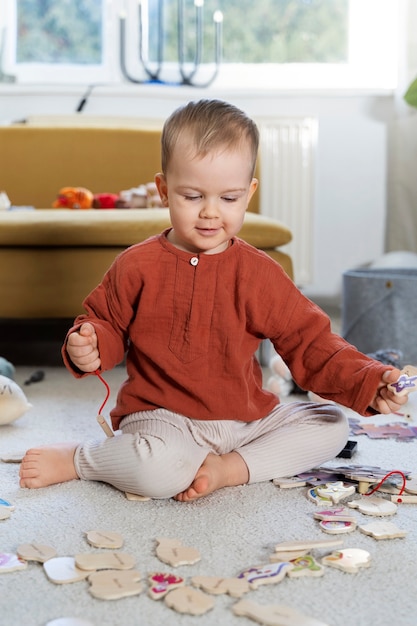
386;0;417;252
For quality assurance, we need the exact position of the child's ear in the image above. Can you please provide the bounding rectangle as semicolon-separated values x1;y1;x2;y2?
248;178;258;202
154;173;169;207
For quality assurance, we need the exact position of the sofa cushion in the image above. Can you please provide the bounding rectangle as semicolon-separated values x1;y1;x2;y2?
0;209;292;249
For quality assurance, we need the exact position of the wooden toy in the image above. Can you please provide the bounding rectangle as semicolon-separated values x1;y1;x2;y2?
358;521;407;540
0;552;28;573
0;507;11;520
274;539;344;553
273;477;307;489
0;375;33;425
321;548;371;574
155;538;201;567
347;496;397;516
307;487;332;506
17;543;57;563
125;492;151;501
388;365;417;396
87;569;143;600
0;497;15;511
313;507;356;523
316;481;356;504
233;599;330;626
0;452;25;463
404;476;417;494
191;575;250;598
148;572;185;599
287;555;324;578
85;530;124;549
164;586;215;615
43;557;91;584
390;494;417;504
75;552;135;571
238;561;294;589
45;617;94;626
318;520;357;535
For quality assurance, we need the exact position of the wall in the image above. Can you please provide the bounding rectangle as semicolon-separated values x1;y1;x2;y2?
0;84;395;303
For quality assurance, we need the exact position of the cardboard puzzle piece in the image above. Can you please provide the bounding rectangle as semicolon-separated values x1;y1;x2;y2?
191;575;250;598
75;552;135;571
238;561;294;589
164;586;215;615
347;496;397;516
85;530;124;549
43;557;91;584
316;482;356;504
358;521;407;540
155;538;201;567
148;572;185;599
233;599;330;626
321;548;371;574
17;543;57;563
87;569;143;600
350;420;417;441
0;552;28;573
287;555;324;578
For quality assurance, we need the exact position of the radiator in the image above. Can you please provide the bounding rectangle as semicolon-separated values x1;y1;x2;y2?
257;117;318;286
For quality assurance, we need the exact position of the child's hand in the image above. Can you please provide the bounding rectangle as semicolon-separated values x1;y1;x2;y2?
370;369;410;415
66;322;101;373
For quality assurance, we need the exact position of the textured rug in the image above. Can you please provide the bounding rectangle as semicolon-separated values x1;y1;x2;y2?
1;365;416;626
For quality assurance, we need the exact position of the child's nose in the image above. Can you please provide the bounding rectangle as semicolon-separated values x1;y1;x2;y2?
199;199;219;218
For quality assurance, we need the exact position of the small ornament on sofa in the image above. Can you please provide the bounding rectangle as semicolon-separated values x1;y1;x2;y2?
53;186;94;209
0;375;33;425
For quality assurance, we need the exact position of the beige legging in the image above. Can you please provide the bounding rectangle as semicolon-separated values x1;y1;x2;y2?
74;401;349;498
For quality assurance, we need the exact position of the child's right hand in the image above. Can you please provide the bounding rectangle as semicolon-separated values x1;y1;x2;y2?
66;322;101;373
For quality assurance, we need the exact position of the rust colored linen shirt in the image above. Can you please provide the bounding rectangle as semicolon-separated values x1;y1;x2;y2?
63;230;388;430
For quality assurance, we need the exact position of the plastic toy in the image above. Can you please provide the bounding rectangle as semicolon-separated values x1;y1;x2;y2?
0;357;15;379
53;186;94;209
0;375;32;425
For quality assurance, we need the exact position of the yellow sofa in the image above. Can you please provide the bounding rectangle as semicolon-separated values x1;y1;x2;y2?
0;125;293;319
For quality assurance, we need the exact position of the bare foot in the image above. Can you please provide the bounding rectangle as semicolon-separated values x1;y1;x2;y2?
19;443;79;489
174;452;249;502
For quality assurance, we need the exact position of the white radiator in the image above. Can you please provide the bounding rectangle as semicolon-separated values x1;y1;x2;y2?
257;117;318;286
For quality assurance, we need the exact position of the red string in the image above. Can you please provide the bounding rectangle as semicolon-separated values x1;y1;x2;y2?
95;370;111;414
364;470;406;498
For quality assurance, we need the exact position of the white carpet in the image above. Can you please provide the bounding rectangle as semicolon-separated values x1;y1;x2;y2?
1;366;416;626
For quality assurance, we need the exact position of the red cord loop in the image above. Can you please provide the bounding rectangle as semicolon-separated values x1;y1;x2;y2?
95;370;111;414
364;470;406;497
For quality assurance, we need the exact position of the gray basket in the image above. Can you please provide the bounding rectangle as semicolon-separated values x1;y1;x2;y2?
342;268;417;364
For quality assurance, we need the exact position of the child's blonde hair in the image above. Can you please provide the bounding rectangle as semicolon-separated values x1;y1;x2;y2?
161;99;259;178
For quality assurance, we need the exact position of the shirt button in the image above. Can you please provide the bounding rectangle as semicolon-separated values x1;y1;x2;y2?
190;257;199;266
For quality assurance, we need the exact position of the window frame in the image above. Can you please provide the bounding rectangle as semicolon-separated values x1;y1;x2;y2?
1;0;399;91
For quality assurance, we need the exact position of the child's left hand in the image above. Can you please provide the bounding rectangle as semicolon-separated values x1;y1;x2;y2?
370;369;410;414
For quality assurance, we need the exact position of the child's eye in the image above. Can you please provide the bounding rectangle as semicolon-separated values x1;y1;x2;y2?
184;194;201;201
222;196;237;202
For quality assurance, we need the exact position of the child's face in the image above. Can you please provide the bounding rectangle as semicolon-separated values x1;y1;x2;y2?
155;139;258;255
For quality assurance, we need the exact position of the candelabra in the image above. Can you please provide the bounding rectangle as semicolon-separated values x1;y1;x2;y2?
120;0;223;87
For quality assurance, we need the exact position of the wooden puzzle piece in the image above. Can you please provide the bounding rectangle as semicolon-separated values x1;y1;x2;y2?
274;538;343;553
238;561;293;589
0;452;25;463
388;365;417;397
233;599;330;626
358;521;407;540
148;571;185;599
0;552;27;573
75;552;135;571
164;586;215;615
270;550;309;563
347;496;397;516
321;548;371;574
43;557;91;584
125;492;151;501
17;543;57;563
155;538;201;567
316;481;356;504
390;494;417;503
87;569;143;600
45;617;94;626
0;507;11;520
0;497;15;511
404;476;417;494
318;520;357;535
313;507;356;523
306;487;333;506
85;530;124;549
191;575;250;598
287;555;324;578
273;477;307;489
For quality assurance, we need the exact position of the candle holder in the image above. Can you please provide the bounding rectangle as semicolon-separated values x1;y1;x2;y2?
119;1;223;87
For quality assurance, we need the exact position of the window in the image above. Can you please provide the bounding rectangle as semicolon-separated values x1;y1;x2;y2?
0;0;399;89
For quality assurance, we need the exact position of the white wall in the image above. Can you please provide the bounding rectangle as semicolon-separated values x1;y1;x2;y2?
0;84;395;303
